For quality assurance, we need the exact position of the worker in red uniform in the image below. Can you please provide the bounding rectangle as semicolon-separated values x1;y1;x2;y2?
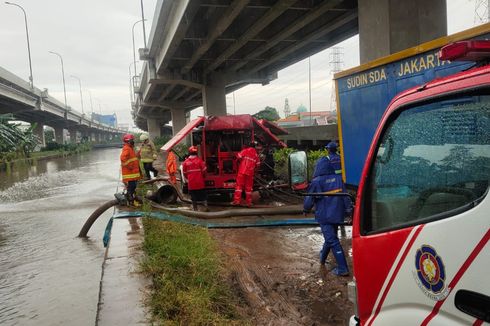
120;134;142;206
182;146;207;211
232;142;260;206
166;150;177;184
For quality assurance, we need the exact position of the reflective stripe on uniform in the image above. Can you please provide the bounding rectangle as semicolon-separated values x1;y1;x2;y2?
186;169;202;173
324;188;342;194
140;158;154;163
122;157;138;166
335;170;342;174
122;172;141;179
243;156;257;162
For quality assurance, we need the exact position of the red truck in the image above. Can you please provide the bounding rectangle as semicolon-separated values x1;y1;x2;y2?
348;40;490;325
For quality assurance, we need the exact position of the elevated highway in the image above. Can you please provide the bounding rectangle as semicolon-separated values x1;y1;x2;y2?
135;0;359;134
134;0;447;138
0;66;126;145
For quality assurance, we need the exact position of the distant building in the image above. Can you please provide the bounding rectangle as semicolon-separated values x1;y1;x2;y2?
276;110;336;127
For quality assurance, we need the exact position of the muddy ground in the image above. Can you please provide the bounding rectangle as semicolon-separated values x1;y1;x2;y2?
153;157;353;325
211;226;353;326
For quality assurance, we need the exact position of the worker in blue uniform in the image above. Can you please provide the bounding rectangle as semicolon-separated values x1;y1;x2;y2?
313;141;342;175
303;154;352;276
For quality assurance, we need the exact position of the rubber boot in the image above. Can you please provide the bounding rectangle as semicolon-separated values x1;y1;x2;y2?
331;245;349;276
319;247;330;264
203;201;209;212
192;202;198;211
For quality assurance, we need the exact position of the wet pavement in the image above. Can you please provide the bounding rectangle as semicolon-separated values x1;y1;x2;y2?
97;217;149;325
0;149;122;326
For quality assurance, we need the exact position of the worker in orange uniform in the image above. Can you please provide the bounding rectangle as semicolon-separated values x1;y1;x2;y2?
232;142;260;206
166;150;177;184
120;134;142;206
182;146;207;211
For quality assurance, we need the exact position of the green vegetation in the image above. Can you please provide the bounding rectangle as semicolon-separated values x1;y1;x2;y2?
252;106;280;121
0;114;38;161
273;147;329;181
152;135;172;149
141;218;245;325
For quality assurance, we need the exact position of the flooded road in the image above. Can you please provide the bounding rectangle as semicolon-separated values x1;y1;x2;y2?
0;149;121;326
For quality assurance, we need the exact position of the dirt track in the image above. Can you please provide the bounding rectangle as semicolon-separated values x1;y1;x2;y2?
211;226;353;325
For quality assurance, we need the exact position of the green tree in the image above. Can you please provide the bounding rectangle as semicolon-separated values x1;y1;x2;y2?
0;114;38;158
253;106;280;121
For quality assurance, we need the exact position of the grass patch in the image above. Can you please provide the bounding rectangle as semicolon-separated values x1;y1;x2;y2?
141;218;247;325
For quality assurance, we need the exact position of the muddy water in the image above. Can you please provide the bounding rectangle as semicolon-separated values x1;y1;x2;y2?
0;149;121;326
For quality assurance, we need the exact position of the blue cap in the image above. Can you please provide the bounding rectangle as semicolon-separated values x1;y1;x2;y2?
326;141;337;150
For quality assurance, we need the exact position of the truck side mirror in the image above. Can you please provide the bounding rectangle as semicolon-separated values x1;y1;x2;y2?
288;151;308;190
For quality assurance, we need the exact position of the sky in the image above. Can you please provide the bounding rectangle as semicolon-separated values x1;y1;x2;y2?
0;0;480;129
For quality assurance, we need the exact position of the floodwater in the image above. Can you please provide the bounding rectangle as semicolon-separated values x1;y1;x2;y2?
0;149;122;326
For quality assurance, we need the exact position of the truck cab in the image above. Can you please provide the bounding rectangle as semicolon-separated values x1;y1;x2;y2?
349;41;490;325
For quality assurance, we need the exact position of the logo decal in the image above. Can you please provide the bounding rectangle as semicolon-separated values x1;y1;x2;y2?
413;245;449;301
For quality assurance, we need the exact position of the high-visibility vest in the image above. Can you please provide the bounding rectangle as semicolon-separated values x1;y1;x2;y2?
120;144;142;182
138;141;156;163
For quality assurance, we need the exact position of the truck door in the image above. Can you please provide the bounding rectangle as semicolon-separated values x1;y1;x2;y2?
353;89;490;325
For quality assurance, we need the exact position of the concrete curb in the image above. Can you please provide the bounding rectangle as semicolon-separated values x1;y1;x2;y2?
96;217;150;325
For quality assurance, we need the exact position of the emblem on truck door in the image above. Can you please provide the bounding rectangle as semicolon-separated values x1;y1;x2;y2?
413;245;450;301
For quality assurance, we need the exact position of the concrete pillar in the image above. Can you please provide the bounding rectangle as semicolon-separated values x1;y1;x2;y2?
94;132;101;143
32;122;45;148
147;119;162;140
171;108;187;135
359;0;447;63
54;126;65;144
202;74;227;116
69;127;78;143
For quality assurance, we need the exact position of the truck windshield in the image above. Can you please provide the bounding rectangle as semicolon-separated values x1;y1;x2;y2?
363;91;490;234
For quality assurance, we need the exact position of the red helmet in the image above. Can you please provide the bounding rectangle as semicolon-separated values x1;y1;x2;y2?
122;134;135;142
188;146;198;154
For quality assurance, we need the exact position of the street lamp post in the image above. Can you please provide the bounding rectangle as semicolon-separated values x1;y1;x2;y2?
48;51;67;109
87;89;94;115
70;75;84;115
129;62;135;103
6;1;34;88
140;0;147;49
132;19;146;77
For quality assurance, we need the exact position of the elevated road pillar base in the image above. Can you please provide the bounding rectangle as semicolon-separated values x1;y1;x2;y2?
359;0;447;63
202;74;227;116
171;108;186;135
147;119;162;140
32;122;45;148
54;126;65;144
69;127;78;143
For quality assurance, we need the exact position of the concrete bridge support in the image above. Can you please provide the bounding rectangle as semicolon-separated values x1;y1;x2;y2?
32;122;45;148
54;126;65;144
147;119;162;140
202;74;227;116
69;127;78;143
171;108;186;135
358;0;447;63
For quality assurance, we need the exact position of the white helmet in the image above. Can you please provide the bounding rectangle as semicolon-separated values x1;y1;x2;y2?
140;134;149;141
